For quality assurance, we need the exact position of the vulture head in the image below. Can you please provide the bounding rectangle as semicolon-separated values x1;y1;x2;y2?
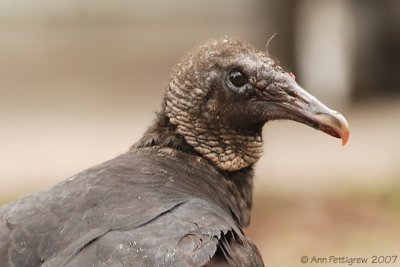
163;37;349;171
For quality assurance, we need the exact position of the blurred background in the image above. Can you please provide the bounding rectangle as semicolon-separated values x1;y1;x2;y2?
0;0;399;266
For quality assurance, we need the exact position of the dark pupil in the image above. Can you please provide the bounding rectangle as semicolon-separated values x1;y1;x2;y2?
229;70;246;87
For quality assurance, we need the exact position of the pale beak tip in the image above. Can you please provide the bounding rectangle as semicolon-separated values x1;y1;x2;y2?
314;111;350;147
341;130;350;146
336;112;350;146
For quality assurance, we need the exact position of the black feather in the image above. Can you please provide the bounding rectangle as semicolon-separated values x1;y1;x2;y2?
0;148;263;266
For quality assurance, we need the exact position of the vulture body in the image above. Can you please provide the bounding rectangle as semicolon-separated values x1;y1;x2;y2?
0;147;260;266
0;38;349;267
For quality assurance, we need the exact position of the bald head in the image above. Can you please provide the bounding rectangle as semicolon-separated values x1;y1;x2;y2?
160;38;350;171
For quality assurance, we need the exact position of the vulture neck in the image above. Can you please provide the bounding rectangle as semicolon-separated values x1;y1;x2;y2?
133;113;255;226
164;80;263;172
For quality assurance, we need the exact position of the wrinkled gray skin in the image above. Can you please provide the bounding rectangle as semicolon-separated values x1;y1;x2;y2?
0;38;349;266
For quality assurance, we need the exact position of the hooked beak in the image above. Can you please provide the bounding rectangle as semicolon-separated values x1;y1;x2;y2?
269;77;350;146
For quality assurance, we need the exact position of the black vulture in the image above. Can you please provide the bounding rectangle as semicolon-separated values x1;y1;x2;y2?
0;38;349;267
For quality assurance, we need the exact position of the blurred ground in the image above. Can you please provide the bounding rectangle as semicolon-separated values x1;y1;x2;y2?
248;188;400;267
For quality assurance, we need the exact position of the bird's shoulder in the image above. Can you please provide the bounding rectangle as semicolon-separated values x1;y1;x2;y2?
46;197;258;267
0;147;261;266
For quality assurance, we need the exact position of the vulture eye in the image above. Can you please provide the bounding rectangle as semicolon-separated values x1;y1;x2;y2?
228;69;247;88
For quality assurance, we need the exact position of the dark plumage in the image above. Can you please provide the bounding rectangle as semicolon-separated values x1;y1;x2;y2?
0;38;349;267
